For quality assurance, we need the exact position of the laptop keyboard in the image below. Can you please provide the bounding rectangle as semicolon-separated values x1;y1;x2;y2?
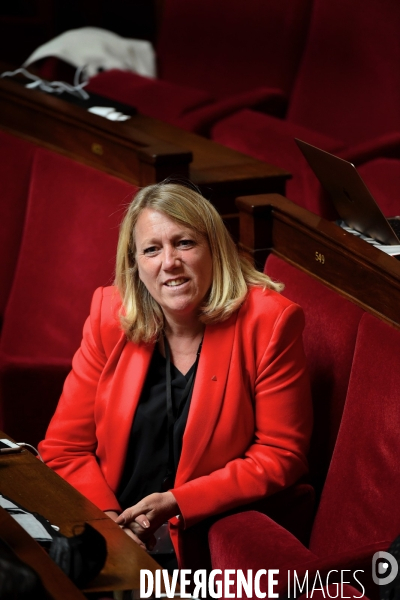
338;220;400;259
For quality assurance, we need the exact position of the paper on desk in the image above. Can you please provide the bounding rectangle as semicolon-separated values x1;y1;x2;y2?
88;105;131;121
375;245;400;255
0;495;19;510
1;494;53;541
11;512;53;541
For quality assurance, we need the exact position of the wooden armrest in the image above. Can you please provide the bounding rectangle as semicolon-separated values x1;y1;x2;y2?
236;193;400;328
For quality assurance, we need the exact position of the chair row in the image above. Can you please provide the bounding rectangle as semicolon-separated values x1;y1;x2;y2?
79;0;400;217
206;194;400;599
0;71;289;242
210;0;400;217
34;0;313;131
0;129;138;446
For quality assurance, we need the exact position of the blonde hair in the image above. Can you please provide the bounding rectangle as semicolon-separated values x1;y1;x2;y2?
115;182;283;343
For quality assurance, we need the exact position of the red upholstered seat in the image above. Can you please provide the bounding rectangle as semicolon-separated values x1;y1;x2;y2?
85;0;312;132
0;148;137;445
209;312;400;598
86;70;214;126
309;313;400;557
157;0;312;101
286;0;400;147
212;0;400;215
265;256;363;493
213;109;343;218
0;130;36;331
209;512;371;598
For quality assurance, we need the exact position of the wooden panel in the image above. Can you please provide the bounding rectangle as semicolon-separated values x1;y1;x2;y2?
0;67;289;238
0;74;192;186
115;113;288;239
237;193;400;328
131;113;289;200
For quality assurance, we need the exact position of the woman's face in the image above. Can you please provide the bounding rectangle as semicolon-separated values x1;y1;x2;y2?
135;208;213;325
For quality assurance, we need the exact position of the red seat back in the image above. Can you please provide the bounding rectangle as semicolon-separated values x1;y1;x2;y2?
1;148;136;362
86;69;213;124
265;256;363;491
310;313;400;556
288;0;400;144
157;0;313;99
0;148;137;443
0;130;36;329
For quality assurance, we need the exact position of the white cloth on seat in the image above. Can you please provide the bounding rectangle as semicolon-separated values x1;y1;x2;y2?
23;26;157;80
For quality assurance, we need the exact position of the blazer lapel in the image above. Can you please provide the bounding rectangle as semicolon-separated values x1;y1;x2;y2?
176;310;238;485
106;339;154;490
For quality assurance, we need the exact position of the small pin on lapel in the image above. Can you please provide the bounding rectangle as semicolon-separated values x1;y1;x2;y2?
211;375;217;381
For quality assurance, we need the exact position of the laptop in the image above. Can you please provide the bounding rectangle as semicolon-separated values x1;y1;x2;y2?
295;138;400;246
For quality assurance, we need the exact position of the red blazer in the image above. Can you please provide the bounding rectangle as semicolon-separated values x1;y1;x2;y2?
39;285;312;561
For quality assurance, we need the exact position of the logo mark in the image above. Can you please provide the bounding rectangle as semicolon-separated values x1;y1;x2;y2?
372;551;399;585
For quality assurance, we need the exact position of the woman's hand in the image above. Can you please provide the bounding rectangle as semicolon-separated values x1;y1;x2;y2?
104;510;119;521
115;492;180;549
104;509;148;550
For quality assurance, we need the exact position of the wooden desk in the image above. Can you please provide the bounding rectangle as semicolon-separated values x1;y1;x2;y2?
0;433;163;594
0;507;86;600
129;113;289;207
0;75;192;185
0;70;289;238
237;193;400;328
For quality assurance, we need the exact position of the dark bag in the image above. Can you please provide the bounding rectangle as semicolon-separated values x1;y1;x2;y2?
1;493;107;588
49;522;107;588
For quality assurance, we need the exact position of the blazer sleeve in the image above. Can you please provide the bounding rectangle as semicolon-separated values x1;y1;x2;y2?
38;287;122;512
171;303;313;528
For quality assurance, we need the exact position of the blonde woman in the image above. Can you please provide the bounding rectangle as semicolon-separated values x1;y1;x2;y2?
40;182;312;570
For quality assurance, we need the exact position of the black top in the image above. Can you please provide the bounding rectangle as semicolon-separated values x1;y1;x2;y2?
117;344;197;509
